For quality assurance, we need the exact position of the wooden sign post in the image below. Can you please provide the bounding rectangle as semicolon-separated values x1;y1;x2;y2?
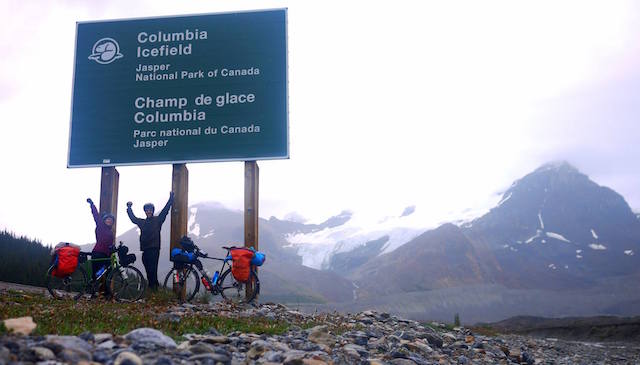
170;163;189;300
99;167;119;237
244;161;259;299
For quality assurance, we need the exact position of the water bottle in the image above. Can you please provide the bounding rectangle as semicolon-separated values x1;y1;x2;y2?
96;266;106;278
201;276;212;290
212;270;220;286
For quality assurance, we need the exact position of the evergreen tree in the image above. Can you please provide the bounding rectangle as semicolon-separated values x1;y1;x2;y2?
0;230;52;287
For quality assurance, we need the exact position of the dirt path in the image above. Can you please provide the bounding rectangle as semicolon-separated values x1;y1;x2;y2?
0;281;48;295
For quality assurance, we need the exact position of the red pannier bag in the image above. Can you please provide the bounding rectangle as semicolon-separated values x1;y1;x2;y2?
230;248;255;282
52;242;81;278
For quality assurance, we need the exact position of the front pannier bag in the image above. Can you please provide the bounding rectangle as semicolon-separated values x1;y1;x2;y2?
230;248;255;282
250;251;266;266
170;248;196;263
52;242;81;278
117;244;136;267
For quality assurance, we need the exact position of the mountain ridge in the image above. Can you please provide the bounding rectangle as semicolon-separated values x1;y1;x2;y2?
90;161;640;322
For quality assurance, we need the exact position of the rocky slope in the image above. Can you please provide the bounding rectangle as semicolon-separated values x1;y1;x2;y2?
352;224;489;298
3;300;639;365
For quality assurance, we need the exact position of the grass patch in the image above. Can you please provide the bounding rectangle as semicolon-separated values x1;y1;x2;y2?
470;325;500;337
0;290;289;339
144;288;179;306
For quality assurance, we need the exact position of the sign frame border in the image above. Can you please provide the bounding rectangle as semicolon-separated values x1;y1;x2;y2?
67;8;289;168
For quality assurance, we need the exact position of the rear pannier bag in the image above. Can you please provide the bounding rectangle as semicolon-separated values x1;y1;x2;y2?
52;242;81;278
230;248;255;282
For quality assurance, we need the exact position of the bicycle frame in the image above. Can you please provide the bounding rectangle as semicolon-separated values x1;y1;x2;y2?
199;254;233;291
173;249;233;294
80;249;127;284
47;241;145;302
167;244;259;303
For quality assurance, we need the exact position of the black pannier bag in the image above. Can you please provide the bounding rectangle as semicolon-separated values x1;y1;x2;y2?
117;244;136;267
179;236;196;252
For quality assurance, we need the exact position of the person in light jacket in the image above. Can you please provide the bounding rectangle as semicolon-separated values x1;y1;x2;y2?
126;192;173;290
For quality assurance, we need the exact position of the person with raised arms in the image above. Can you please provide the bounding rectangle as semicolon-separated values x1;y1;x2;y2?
86;198;115;296
126;192;174;290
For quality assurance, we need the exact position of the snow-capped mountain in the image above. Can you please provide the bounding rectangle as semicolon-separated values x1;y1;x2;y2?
354;162;640;291
339;162;640;322
285;214;426;270
283;202;495;272
113;161;640;322
465;161;640;286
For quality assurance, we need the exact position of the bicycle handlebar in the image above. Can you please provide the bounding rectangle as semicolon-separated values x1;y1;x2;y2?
184;242;236;261
193;247;229;261
196;249;208;258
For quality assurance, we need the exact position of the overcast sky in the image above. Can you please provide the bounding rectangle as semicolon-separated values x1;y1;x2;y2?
1;0;639;245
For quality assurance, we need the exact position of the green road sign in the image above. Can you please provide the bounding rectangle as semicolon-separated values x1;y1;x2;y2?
68;9;288;167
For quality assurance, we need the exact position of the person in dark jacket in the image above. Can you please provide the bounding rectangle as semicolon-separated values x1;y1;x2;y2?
126;192;173;290
86;198;115;280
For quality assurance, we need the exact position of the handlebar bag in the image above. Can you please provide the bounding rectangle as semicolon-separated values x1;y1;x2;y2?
171;248;196;263
52;242;81;278
230;248;255;282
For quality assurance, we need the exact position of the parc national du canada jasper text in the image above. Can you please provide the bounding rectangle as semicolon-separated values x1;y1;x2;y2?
132;93;260;149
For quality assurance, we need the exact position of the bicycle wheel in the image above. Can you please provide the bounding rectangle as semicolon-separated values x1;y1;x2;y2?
46;265;87;300
163;266;200;302
219;268;259;304
108;266;147;302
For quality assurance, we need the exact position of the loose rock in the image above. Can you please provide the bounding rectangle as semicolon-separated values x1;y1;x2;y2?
307;325;337;347
0;299;639;365
124;328;177;349
31;346;56;361
114;351;143;365
46;335;94;352
3;317;36;336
